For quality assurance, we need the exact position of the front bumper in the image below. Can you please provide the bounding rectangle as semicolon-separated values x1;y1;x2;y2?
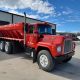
55;51;75;61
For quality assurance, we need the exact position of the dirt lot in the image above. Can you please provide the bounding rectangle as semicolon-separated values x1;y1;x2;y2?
0;42;80;80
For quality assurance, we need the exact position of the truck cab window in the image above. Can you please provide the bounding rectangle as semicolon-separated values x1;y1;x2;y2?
38;24;52;35
29;25;34;33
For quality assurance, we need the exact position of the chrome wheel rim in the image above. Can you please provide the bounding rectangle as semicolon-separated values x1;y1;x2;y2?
5;42;9;52
0;42;3;50
40;54;48;67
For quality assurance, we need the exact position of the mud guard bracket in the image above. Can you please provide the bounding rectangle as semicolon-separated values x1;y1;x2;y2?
33;49;37;63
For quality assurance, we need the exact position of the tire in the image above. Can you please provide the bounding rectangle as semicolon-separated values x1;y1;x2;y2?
0;41;5;51
4;41;13;54
63;57;72;63
37;50;55;72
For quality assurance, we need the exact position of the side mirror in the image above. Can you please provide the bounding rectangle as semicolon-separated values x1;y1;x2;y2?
52;29;56;35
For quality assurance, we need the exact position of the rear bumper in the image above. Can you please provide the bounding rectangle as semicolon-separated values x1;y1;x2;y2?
55;51;75;61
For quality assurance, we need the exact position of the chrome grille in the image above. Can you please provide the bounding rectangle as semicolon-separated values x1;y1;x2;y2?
64;40;72;54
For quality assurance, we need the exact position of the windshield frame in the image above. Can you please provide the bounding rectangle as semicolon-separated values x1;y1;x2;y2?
37;24;56;35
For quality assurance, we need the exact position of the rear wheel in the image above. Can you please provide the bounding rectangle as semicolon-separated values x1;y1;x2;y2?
37;50;55;72
5;41;13;54
0;41;5;51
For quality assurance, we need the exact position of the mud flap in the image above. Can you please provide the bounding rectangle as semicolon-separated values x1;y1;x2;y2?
33;49;37;63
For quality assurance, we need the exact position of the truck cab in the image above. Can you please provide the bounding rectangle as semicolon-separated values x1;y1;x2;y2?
24;22;75;71
25;22;56;48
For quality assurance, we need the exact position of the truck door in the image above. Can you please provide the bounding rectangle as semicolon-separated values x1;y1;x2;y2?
27;25;37;48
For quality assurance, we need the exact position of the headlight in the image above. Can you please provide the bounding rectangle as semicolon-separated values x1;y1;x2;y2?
57;46;61;53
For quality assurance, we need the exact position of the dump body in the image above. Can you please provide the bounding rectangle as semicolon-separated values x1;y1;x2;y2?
0;22;24;41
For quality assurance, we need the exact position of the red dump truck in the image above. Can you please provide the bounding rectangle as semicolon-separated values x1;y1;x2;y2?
0;22;75;72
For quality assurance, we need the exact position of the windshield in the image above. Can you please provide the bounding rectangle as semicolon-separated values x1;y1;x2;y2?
38;25;52;35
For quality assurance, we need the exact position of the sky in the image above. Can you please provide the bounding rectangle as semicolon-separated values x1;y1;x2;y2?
0;0;80;33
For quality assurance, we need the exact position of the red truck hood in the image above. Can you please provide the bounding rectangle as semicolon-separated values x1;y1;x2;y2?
39;35;71;45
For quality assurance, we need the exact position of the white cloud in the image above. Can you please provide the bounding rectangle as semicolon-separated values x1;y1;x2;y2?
67;15;80;22
55;22;64;27
66;19;80;22
8;9;23;15
62;7;73;15
57;23;63;26
8;9;40;19
57;13;62;16
42;15;50;19
26;14;40;19
56;7;73;17
0;0;55;14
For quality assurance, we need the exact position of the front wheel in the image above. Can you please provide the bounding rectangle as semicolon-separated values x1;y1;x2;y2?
37;50;55;72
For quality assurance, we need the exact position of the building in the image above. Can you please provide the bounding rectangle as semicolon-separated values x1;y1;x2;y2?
0;10;56;29
0;10;44;25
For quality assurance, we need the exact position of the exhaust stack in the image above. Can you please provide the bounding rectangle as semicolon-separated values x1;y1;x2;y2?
24;12;26;45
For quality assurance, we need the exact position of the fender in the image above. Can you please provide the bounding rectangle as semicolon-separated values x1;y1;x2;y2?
33;42;53;63
36;42;54;56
